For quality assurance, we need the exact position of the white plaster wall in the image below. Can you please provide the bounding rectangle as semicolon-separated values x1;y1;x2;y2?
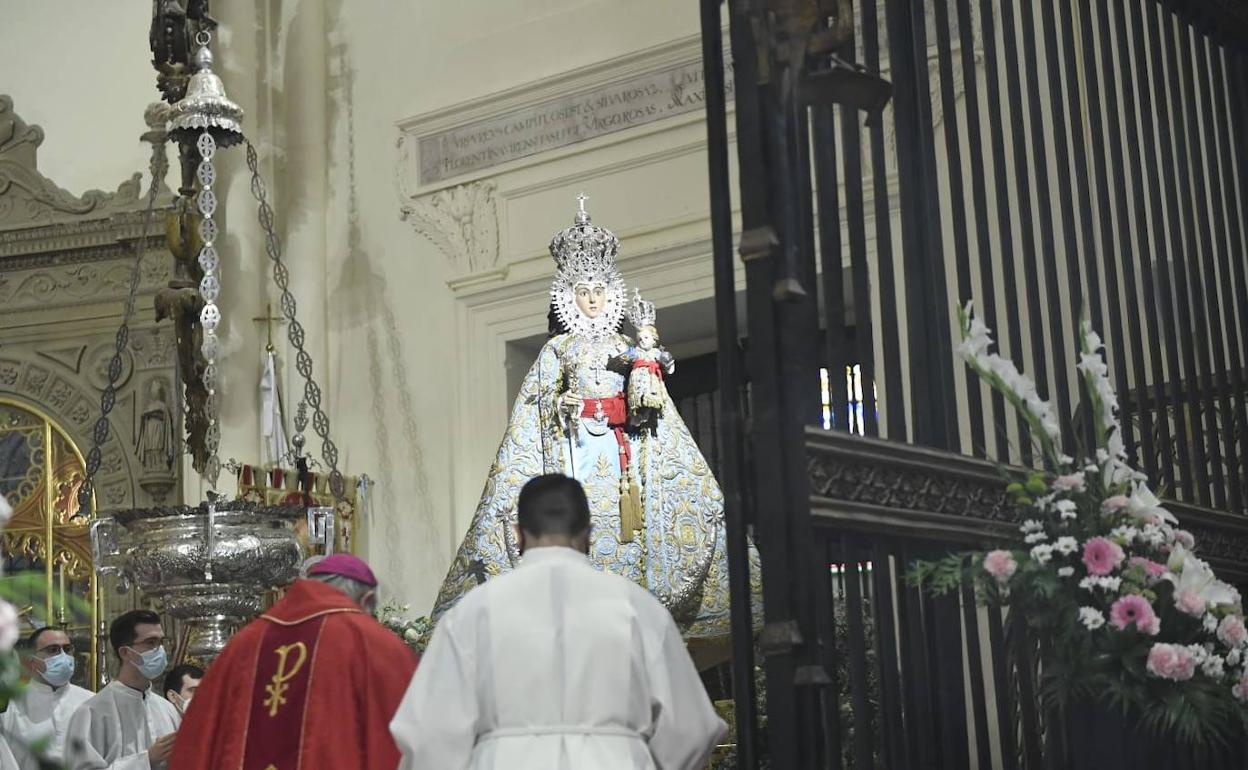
0;1;153;195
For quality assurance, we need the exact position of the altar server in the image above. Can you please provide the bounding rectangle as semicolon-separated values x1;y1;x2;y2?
170;553;418;769
1;627;93;769
64;610;181;770
391;474;726;770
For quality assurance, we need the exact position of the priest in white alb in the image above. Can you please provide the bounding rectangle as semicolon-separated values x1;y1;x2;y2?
391;474;726;770
64;610;181;770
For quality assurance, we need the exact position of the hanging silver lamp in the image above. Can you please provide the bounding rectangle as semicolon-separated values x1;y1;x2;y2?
168;41;243;147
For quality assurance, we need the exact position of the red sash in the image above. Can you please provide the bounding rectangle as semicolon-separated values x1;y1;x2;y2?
240;616;327;770
632;359;665;379
580;394;631;472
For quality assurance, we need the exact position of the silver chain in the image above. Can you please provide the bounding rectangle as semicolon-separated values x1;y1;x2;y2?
244;141;345;500
195;132;223;488
77;152;169;515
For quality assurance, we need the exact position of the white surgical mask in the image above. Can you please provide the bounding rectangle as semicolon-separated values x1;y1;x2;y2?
127;646;168;680
40;652;75;688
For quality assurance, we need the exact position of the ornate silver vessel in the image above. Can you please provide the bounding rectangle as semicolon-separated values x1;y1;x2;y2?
106;502;303;663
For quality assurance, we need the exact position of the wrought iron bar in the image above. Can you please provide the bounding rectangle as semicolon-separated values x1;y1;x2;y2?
812;105;852;432
1175;16;1238;510
1145;0;1207;502
1087;0;1155;476
1128;0;1191;498
932;0;984;456
959;580;994;768
818;539;845;770
954;0;1008;459
836;27;879;438
868;541;904;769
885;0;957;450
1116;0;1179;494
1054;0;1106;458
841;545;875;767
998;0;1052;468
978;0;1034;465
1206;39;1248;511
896;542;938;763
985;603;1021;770
724;2;804;765
1019;0;1079;455
699;1;759;764
1157;6;1221;506
860;0;906;442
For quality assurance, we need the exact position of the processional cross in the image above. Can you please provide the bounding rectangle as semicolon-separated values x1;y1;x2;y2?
251;302;286;352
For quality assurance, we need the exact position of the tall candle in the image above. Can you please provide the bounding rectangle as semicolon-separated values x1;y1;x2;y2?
57;564;65;623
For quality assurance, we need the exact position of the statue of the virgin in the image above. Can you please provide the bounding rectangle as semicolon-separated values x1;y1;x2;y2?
430;196;755;639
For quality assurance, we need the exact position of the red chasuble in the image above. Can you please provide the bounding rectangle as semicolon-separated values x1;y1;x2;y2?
170;579;418;770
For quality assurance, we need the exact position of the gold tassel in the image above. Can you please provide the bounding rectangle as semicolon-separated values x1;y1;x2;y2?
619;474;644;542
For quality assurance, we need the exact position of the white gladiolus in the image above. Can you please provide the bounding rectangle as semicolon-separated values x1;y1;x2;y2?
0;600;17;653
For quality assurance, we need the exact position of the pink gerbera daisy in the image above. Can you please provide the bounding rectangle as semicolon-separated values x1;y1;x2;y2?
1109;595;1160;635
1082;537;1125;576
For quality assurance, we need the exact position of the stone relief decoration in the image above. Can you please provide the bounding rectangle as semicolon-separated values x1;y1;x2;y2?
0;255;169;312
397;175;501;278
0;95;147;228
0;352;139;511
0;95;180;509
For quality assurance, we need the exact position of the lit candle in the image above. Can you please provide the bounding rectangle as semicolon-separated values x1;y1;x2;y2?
57;564;66;624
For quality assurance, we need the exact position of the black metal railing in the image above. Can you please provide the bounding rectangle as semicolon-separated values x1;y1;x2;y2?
806;430;1248;770
701;0;1248;767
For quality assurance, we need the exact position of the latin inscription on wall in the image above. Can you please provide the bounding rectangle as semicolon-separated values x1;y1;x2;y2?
418;60;735;185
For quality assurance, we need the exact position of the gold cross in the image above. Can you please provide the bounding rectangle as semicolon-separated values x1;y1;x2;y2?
252;302;286;352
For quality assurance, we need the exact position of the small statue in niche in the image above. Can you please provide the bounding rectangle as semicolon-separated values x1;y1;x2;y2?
622;290;675;436
136;380;176;473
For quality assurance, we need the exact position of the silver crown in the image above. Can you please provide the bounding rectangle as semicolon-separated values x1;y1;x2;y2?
548;192;620;282
628;289;656;329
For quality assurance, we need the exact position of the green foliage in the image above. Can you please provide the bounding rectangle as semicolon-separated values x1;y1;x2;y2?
909;302;1248;754
0;571;93;623
375;600;432;654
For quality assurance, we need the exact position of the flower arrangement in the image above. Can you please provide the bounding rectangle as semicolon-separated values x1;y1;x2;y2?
910;302;1248;750
0;494;61;766
375;600;432;655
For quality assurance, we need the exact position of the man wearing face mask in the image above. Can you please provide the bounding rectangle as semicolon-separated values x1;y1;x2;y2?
0;627;93;769
64;610;181;770
170;553;418;769
162;664;202;715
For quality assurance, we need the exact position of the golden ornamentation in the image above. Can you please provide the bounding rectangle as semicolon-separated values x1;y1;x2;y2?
263;641;309;717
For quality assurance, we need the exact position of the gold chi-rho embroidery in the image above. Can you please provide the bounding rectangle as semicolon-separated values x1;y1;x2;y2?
263;642;309;717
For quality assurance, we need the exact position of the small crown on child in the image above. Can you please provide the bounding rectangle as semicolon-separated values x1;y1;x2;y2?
629;288;656;329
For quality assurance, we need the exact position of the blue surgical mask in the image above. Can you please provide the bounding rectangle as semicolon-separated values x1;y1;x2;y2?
128;646;168;680
40;652;75;688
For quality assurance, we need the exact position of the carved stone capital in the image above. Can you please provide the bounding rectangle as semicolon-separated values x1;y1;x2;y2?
398;179;500;279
